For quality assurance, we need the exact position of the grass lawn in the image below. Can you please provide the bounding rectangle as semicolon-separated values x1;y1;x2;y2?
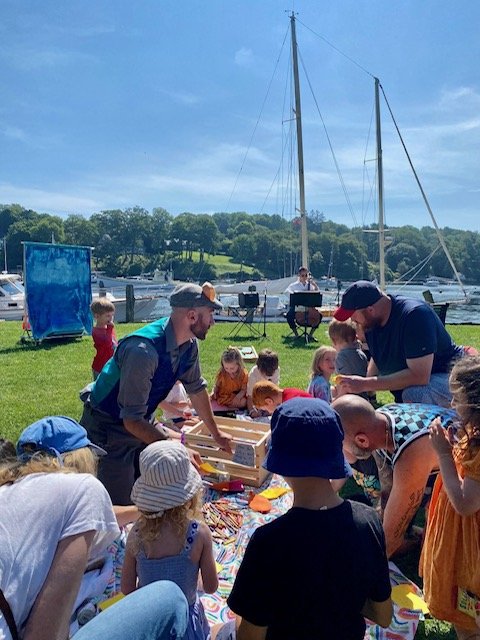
188;251;257;277
1;319;477;638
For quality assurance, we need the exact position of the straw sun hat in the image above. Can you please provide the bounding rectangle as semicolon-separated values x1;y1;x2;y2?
131;441;203;518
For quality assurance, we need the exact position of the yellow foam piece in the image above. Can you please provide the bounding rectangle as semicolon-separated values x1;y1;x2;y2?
259;487;290;500
200;462;217;474
391;584;429;613
98;593;124;611
215;561;224;572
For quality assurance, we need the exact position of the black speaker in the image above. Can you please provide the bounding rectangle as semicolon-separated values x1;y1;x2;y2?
238;292;260;308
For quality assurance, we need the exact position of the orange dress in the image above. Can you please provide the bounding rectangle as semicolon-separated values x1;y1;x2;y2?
420;440;480;630
213;369;248;408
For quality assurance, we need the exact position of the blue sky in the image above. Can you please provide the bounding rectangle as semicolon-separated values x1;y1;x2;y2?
1;0;479;231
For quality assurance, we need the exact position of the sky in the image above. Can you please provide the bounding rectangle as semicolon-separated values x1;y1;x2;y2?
1;0;479;231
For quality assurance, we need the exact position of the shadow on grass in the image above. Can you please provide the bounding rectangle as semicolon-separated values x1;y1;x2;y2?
0;336;83;355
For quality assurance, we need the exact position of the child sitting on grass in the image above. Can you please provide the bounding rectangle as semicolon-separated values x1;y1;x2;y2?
158;381;198;429
210;347;248;411
246;349;280;417
90;298;117;379
307;346;337;403
251;380;312;415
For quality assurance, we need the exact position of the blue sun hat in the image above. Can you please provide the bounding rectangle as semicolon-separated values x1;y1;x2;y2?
16;416;107;460
263;397;352;479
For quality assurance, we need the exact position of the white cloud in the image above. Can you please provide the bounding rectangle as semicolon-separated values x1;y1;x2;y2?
234;47;254;68
1;125;27;142
0;183;102;216
159;89;201;106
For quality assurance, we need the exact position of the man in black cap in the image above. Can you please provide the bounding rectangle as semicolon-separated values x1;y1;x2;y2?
80;282;232;504
333;280;464;406
224;398;392;639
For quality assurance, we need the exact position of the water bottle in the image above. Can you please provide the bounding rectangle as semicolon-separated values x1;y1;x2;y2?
217;462;230;482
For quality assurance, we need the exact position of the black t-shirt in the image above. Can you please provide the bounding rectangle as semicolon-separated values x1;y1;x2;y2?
227;500;391;640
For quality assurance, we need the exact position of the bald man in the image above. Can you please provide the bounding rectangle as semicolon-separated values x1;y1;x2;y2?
332;394;457;557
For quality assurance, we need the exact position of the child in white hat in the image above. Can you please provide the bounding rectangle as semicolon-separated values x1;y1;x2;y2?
121;441;218;639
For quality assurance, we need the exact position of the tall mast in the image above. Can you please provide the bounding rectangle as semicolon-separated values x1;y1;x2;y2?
290;12;309;270
374;77;386;290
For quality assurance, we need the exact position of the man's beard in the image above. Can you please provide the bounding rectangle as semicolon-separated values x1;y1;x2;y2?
191;318;209;340
348;442;372;461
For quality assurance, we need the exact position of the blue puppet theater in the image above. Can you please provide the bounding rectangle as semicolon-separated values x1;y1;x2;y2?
23;242;93;341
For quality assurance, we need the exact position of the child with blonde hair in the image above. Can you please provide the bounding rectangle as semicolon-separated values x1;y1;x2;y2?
420;356;480;639
122;441;218;640
308;346;336;402
210;347;248;410
90;298;117;379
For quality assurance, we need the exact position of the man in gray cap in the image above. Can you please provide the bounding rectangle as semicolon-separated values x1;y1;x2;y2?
80;281;232;504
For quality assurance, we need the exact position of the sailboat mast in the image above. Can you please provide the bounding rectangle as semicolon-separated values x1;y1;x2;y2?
374;77;386;291
290;13;309;270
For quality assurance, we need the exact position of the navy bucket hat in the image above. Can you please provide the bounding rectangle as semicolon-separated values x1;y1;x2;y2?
263;398;352;479
17;416;107;460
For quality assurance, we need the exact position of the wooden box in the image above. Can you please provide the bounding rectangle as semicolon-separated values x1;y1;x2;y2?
184;417;271;487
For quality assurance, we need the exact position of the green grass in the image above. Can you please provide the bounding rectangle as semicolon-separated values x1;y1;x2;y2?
1;319;477;639
188;251;257;276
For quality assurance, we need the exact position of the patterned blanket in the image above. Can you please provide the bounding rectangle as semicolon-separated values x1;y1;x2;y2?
200;475;424;640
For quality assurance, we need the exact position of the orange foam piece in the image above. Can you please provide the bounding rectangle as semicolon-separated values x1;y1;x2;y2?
248;491;272;513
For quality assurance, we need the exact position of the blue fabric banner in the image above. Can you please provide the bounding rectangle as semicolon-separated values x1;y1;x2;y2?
24;242;93;341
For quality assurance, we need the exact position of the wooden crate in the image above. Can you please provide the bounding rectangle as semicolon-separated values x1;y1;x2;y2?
184;417;271;487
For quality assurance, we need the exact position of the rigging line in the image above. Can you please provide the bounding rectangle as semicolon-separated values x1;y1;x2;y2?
379;83;468;297
296;18;375;79
224;25;290;212
298;49;359;228
392;245;441;287
361;102;376;227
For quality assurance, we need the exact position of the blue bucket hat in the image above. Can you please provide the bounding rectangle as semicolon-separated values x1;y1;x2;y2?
16;416;107;460
263;398;352;479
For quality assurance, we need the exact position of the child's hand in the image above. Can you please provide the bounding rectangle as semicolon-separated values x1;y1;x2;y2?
428;417;452;457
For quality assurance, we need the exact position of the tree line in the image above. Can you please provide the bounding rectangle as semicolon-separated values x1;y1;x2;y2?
1;204;480;283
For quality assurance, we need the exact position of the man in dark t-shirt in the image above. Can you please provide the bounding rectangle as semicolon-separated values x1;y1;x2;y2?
334;281;464;406
226;398;392;639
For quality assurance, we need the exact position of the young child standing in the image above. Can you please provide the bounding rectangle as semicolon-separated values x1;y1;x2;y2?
246;349;280;417
221;398;392;639
122;441;218;640
307;346;336;402
328;319;368;399
420;356;480;640
211;347;248;411
90;298;117;379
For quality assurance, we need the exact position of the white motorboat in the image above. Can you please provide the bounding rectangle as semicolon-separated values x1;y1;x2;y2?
0;273;25;320
467;289;480;305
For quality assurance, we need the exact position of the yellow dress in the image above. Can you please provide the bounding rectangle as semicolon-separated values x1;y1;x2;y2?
212;369;248;408
420;440;480;630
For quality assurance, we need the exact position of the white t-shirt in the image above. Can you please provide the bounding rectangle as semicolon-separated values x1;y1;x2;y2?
247;365;280;397
162;382;190;420
0;472;119;640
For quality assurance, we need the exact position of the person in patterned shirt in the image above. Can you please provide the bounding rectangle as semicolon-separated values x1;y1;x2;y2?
332;394;457;558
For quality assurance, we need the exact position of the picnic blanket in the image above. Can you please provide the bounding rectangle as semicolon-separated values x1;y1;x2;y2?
200;475;425;640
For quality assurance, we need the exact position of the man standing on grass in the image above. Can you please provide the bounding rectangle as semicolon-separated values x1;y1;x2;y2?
80;282;232;505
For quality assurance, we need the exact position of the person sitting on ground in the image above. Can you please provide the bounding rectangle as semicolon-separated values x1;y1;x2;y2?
210;347;248;411
0;436;119;640
308;346;337;403
285;266;321;341
122;441;218;640
332;394;458;557
220;398;392;639
246;349;280;417
90;298;118;380
251;380;312;415
328;319;369;400
333;280;468;407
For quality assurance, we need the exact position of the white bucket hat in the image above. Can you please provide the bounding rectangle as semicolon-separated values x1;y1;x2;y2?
131;441;203;518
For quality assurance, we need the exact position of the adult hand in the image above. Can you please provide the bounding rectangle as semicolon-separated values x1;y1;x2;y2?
428;417;452;457
337;375;369;395
186;447;203;471
214;430;233;454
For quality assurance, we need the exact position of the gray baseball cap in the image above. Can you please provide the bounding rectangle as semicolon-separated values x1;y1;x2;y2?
170;282;223;310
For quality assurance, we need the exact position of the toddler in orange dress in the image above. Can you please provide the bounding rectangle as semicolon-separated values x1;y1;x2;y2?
420;355;480;639
210;347;248;411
